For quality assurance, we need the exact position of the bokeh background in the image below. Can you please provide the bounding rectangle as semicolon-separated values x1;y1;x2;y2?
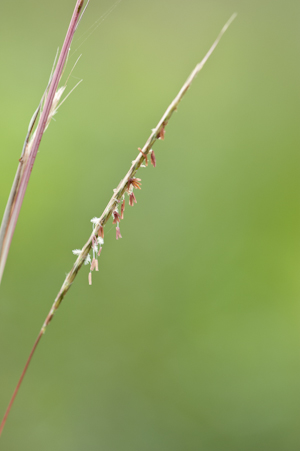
0;0;299;449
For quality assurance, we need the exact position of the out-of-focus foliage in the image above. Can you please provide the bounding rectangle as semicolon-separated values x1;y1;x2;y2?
0;0;299;450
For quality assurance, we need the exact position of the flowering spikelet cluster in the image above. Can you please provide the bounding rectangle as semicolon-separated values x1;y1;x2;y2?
127;177;141;207
150;149;156;167
22;55;82;168
22;87;66;165
72;146;157;285
157;121;167;140
72;217;104;285
112;205;123;241
138;148;148;166
45;87;66;130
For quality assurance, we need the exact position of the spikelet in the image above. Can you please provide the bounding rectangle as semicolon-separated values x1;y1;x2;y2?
45;87;66;130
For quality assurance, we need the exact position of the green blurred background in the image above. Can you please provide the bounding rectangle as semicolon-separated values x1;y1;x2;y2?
0;0;299;449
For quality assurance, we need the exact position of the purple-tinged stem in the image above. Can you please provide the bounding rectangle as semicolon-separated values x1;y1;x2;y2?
0;0;86;436
0;0;85;284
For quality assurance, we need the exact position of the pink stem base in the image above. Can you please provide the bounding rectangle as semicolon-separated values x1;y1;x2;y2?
0;330;43;437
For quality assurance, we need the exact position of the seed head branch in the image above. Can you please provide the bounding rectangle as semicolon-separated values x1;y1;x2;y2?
42;12;237;321
0;13;236;436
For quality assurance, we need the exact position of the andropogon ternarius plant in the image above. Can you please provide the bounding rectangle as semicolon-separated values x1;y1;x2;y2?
0;0;236;437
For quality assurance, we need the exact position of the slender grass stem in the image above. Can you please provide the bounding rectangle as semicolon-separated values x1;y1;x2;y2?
0;0;85;284
0;13;236;437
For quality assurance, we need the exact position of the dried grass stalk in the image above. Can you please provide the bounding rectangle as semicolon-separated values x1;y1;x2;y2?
0;12;236;437
0;0;86;284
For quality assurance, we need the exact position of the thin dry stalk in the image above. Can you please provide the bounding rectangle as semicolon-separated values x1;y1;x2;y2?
0;0;86;284
41;12;237;318
0;13;236;437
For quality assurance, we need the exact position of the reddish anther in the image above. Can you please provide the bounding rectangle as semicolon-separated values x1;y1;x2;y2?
112;210;121;224
90;258;97;272
129;178;142;190
138;147;148;166
150;150;156;167
121;199;125;219
92;235;97;250
129;192;137;206
98;225;104;239
158;121;167;140
116;226;122;240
